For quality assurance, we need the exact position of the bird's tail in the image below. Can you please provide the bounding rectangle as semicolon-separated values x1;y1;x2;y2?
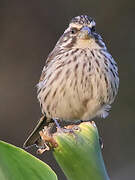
23;115;54;149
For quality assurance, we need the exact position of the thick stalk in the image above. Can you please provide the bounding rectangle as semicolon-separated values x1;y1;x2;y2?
53;122;109;180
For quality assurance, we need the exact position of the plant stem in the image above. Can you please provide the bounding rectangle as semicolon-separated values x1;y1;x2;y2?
53;122;110;180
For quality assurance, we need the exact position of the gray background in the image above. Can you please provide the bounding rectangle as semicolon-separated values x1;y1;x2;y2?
0;0;135;179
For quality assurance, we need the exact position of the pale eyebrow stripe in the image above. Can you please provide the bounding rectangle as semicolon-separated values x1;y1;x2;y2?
69;23;82;29
69;22;95;30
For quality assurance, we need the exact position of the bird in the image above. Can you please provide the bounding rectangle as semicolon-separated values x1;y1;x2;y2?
23;15;119;149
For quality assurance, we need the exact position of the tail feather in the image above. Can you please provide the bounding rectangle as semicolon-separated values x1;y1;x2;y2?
23;116;53;149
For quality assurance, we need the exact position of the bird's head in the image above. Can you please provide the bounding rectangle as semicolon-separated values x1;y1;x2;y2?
57;15;105;50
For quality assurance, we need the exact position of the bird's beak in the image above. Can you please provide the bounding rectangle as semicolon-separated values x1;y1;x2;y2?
80;26;91;39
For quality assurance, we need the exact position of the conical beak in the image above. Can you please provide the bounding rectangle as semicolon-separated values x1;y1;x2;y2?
80;26;91;39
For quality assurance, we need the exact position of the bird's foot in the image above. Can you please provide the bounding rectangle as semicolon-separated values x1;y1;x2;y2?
36;143;50;154
37;123;81;154
37;125;58;154
53;118;61;129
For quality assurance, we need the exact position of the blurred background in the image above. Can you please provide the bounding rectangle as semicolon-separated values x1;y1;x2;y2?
0;0;135;179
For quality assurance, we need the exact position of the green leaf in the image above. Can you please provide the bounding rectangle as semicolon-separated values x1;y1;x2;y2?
0;141;58;180
53;122;109;180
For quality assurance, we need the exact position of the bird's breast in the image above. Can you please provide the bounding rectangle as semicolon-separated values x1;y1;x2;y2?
37;48;118;121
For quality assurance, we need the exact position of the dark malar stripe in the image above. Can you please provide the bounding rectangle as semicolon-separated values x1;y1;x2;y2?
65;36;77;48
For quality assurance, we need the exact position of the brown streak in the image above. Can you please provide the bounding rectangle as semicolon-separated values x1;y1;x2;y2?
91;84;93;98
105;67;108;72
96;67;99;72
83;63;86;69
83;99;89;107
104;58;108;66
73;56;77;62
91;50;95;57
95;59;100;67
49;70;62;86
75;63;79;70
110;68;116;78
56;63;65;69
67;60;71;64
52;88;57;98
74;80;77;90
104;75;109;88
97;55;101;59
44;91;50;102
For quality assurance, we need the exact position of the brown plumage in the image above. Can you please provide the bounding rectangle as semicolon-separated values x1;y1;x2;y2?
24;15;119;148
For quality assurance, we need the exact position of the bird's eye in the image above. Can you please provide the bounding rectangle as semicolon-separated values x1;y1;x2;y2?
71;28;78;34
91;26;96;32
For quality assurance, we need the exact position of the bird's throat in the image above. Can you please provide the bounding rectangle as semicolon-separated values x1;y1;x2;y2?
74;38;100;49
